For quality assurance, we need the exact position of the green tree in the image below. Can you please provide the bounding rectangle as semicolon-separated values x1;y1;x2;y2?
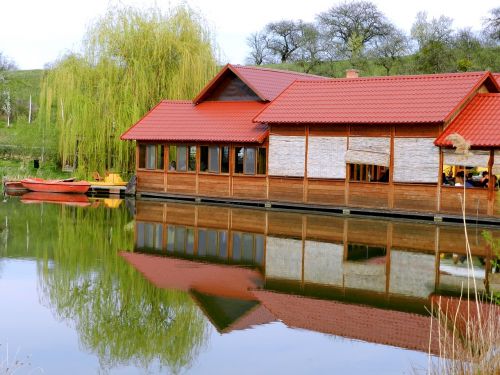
39;5;217;177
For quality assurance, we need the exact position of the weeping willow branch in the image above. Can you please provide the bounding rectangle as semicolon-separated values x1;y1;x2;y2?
39;5;217;177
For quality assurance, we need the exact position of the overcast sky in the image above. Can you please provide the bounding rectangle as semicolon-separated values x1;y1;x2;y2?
1;0;498;70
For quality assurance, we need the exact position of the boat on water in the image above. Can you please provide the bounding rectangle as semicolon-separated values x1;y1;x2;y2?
3;180;29;195
21;178;91;194
21;192;91;207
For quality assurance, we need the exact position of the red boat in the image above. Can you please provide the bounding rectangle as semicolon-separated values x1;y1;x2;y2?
21;192;91;207
21;178;91;194
3;180;29;195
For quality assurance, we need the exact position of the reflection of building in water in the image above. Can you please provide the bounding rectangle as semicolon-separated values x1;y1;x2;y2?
123;200;499;353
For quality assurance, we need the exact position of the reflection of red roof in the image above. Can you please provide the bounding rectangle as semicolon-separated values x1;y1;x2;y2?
120;101;268;142
254;72;497;124
435;94;500;147
253;290;440;354
120;252;263;300
193;64;328;103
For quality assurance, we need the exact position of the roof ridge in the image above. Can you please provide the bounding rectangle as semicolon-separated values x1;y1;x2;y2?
292;71;488;84
231;64;328;79
161;100;193;104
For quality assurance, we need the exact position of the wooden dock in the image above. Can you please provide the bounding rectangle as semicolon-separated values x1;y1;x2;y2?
88;185;126;196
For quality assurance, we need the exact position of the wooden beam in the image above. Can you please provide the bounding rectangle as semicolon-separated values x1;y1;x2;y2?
488;149;494;216
303;125;309;203
388;126;395;209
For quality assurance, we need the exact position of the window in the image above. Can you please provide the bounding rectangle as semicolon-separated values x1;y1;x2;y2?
231;232;265;266
138;144;164;170
347;243;386;262
349;164;389;182
166;225;195;255
200;145;229;174
168;145;196;172
188;146;197;171
234;147;266;175
197;228;228;260
136;222;163;251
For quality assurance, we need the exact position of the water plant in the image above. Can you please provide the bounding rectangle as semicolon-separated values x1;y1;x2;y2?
38;5;217;177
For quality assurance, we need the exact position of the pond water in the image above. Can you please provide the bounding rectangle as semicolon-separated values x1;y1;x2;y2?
0;196;497;374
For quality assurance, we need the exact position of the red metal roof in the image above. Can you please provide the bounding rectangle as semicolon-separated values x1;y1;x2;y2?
254;72;496;124
252;290;440;354
435;94;500;147
120;100;269;143
193;64;328;103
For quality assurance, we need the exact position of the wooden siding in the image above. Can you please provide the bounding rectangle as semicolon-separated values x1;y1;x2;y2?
307;179;345;206
232;176;267;200
136;200;164;222
440;187;489;216
268;135;305;176
269;177;304;203
137;170;164;192
393;138;440;183
267;211;303;238
392;222;436;252
443;149;490;167
349;182;389;209
198;174;230;197
393;184;437;212
305;215;344;242
307;137;347;179
230;208;267;234
346;137;390;167
395;124;439;137
165;203;196;226
197;205;230;229
166;173;196;195
204;72;260;101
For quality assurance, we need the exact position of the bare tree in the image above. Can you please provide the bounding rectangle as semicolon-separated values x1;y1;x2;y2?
411;11;454;49
2;90;11;127
295;23;325;73
483;7;500;42
265;20;306;63
370;27;409;75
317;1;392;61
0;53;17;72
246;31;272;65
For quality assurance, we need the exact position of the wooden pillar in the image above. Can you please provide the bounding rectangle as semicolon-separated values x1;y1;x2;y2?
388;126;395;209
303;125;309;203
195;145;200;196
229;145;234;198
345;125;350;206
385;222;393;296
434;226;441;291
301;215;307;288
488;149;494;216
164;144;168;193
437;147;444;213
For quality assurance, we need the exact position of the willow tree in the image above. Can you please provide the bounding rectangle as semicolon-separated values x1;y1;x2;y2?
39;6;217;177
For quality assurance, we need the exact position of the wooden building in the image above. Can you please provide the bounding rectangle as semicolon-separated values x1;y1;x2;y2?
121;65;500;220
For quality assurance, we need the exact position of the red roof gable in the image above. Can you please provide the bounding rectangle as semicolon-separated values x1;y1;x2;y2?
254;72;495;124
120;100;269;143
193;64;328;103
435;94;500;147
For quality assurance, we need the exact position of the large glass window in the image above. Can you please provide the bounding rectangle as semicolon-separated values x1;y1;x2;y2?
138;144;164;170
349;164;389;182
200;145;229;174
169;145;196;172
136;222;163;251
197;228;228;259
188;146;197;171
231;232;265;266
166;225;195;255
209;146;220;173
234;147;266;175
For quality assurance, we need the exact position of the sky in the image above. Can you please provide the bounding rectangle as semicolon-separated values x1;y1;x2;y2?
0;0;498;70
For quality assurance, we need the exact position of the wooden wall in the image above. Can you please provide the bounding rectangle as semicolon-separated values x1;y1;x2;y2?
135;119;499;218
134;201;499;298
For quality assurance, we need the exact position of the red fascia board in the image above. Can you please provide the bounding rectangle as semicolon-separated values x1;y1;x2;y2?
443;71;499;123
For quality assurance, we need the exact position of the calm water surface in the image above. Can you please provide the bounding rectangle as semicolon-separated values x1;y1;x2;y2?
0;196;496;374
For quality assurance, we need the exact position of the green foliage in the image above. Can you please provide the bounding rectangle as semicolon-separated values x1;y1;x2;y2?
481;230;500;304
39;5;217;178
0;69;42;122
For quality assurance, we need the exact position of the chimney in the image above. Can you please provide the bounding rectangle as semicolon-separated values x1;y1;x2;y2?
345;69;359;78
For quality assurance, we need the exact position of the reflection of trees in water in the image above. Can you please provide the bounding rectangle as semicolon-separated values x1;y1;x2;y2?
22;202;208;373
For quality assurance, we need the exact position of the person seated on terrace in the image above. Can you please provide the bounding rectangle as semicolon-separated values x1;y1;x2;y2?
480;171;489;188
465;172;475;188
455;171;465;187
169;161;176;171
